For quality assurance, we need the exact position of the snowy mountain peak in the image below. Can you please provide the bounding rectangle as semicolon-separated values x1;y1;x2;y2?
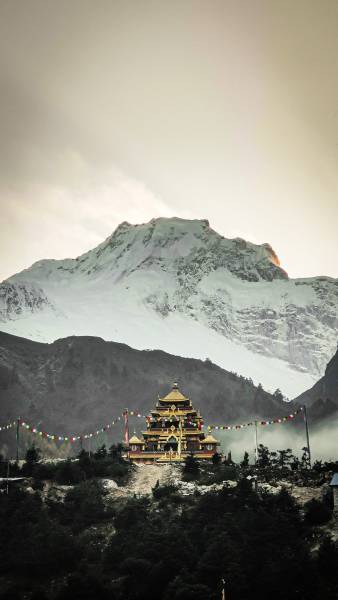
6;217;287;287
1;217;337;398
261;243;281;268
90;217;288;283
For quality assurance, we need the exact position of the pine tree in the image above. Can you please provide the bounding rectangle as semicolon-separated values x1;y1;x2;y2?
25;445;41;465
94;444;107;459
212;452;221;466
241;451;249;467
301;446;311;469
257;444;271;467
183;454;200;478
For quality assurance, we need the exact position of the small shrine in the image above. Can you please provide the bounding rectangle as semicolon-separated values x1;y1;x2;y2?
128;382;220;463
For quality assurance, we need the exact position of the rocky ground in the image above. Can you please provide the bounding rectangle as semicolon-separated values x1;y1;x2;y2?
105;463;338;541
103;463;330;503
113;463;173;497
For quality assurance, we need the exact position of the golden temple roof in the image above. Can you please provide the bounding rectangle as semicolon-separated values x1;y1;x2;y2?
129;435;143;444
201;434;219;444
160;382;189;403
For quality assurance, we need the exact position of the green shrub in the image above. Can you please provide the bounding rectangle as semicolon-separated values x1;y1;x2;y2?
317;536;338;578
55;573;113;600
222;465;238;480
21;445;41;476
64;480;110;531
55;460;84;485
304;499;332;525
212;452;222;466
152;483;178;500
32;461;58;480
183;454;200;479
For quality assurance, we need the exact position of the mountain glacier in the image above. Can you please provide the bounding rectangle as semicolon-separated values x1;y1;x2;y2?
1;217;337;397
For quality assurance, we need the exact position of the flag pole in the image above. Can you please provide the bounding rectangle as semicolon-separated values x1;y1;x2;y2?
254;420;258;464
16;418;20;462
124;409;130;458
303;405;312;468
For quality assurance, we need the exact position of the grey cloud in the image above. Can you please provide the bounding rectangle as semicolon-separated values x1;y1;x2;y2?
0;0;338;280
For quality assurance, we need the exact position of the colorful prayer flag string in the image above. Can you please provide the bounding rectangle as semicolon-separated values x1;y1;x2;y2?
0;408;304;442
17;412;147;444
206;408;303;431
0;421;16;432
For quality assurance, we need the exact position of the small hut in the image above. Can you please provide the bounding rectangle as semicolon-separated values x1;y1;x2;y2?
200;434;220;453
129;435;144;453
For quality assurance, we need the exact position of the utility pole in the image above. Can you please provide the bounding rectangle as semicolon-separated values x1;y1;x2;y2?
303;405;312;468
6;460;9;495
254;420;258;464
15;418;20;462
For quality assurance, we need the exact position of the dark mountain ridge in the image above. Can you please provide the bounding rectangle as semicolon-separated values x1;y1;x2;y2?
0;331;289;440
295;344;338;420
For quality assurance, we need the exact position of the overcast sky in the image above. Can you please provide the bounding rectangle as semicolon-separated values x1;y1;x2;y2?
1;0;338;282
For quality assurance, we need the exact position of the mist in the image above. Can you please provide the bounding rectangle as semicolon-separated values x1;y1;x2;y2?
215;418;338;463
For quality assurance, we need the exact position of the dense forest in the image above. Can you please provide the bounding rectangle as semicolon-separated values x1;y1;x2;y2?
0;446;338;600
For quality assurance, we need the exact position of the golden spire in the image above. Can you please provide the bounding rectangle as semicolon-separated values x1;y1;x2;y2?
160;382;189;403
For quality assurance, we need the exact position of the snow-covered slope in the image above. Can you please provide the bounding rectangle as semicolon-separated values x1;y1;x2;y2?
1;217;337;397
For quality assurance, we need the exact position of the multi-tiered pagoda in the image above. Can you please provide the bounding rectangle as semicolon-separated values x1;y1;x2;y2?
129;382;220;463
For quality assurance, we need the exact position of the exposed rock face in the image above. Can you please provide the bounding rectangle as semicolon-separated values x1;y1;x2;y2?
0;282;54;321
0;331;287;436
0;217;337;396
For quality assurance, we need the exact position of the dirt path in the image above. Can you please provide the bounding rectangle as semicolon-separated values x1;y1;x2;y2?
119;463;175;497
